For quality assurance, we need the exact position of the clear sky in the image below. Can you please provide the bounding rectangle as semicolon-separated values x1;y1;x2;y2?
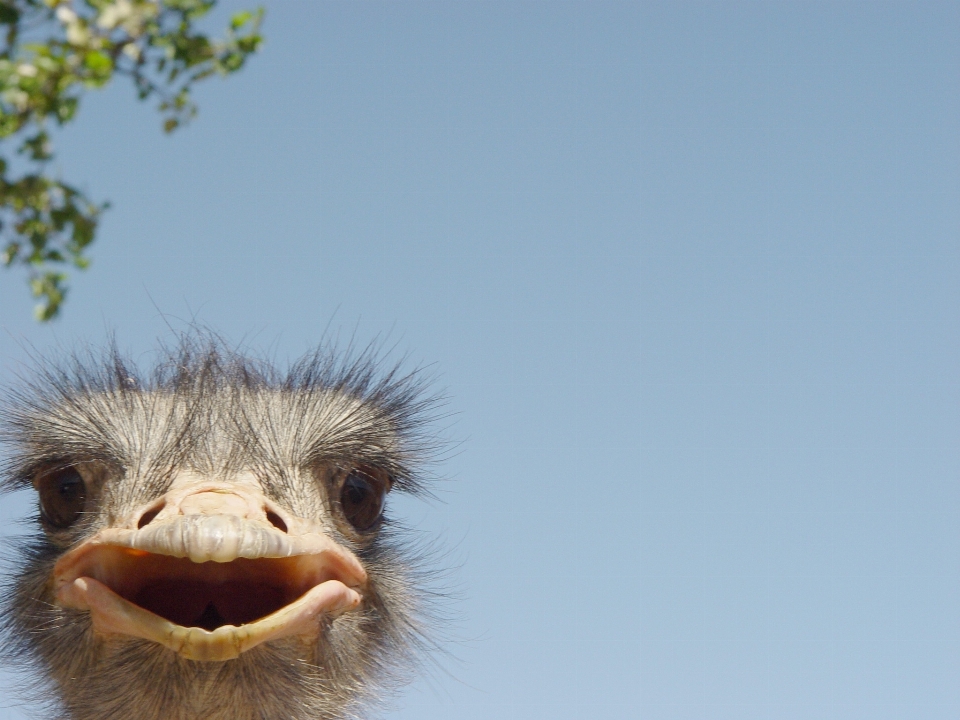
0;1;958;718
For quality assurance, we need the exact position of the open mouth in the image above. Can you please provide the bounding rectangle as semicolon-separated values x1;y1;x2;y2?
136;571;287;630
88;549;332;630
52;519;366;661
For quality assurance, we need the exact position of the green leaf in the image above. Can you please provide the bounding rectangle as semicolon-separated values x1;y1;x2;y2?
19;131;53;161
56;96;79;123
84;51;113;74
1;240;20;265
30;271;67;321
230;10;252;30
0;2;20;25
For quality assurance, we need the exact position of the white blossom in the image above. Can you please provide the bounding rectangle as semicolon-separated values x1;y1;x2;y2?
3;88;30;111
56;6;91;46
98;0;155;38
97;0;133;31
54;6;77;24
65;22;90;46
122;42;141;61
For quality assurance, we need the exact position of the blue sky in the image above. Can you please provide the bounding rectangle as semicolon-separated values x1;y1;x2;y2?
0;2;958;718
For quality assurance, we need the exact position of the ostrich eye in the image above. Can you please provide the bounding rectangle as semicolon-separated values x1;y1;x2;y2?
38;467;87;529
339;468;388;532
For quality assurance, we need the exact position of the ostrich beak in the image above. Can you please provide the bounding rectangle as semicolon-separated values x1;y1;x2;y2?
51;480;367;662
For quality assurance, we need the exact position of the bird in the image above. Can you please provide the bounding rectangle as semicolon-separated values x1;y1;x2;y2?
0;334;444;720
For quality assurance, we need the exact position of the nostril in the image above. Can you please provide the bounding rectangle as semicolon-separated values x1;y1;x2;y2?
137;506;162;529
266;510;288;533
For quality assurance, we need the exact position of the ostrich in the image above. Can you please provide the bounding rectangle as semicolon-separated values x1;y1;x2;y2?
0;336;443;720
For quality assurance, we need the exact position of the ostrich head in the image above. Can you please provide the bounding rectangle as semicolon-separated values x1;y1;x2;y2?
0;337;442;720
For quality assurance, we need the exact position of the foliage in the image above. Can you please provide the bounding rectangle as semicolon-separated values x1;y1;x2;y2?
0;0;262;320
